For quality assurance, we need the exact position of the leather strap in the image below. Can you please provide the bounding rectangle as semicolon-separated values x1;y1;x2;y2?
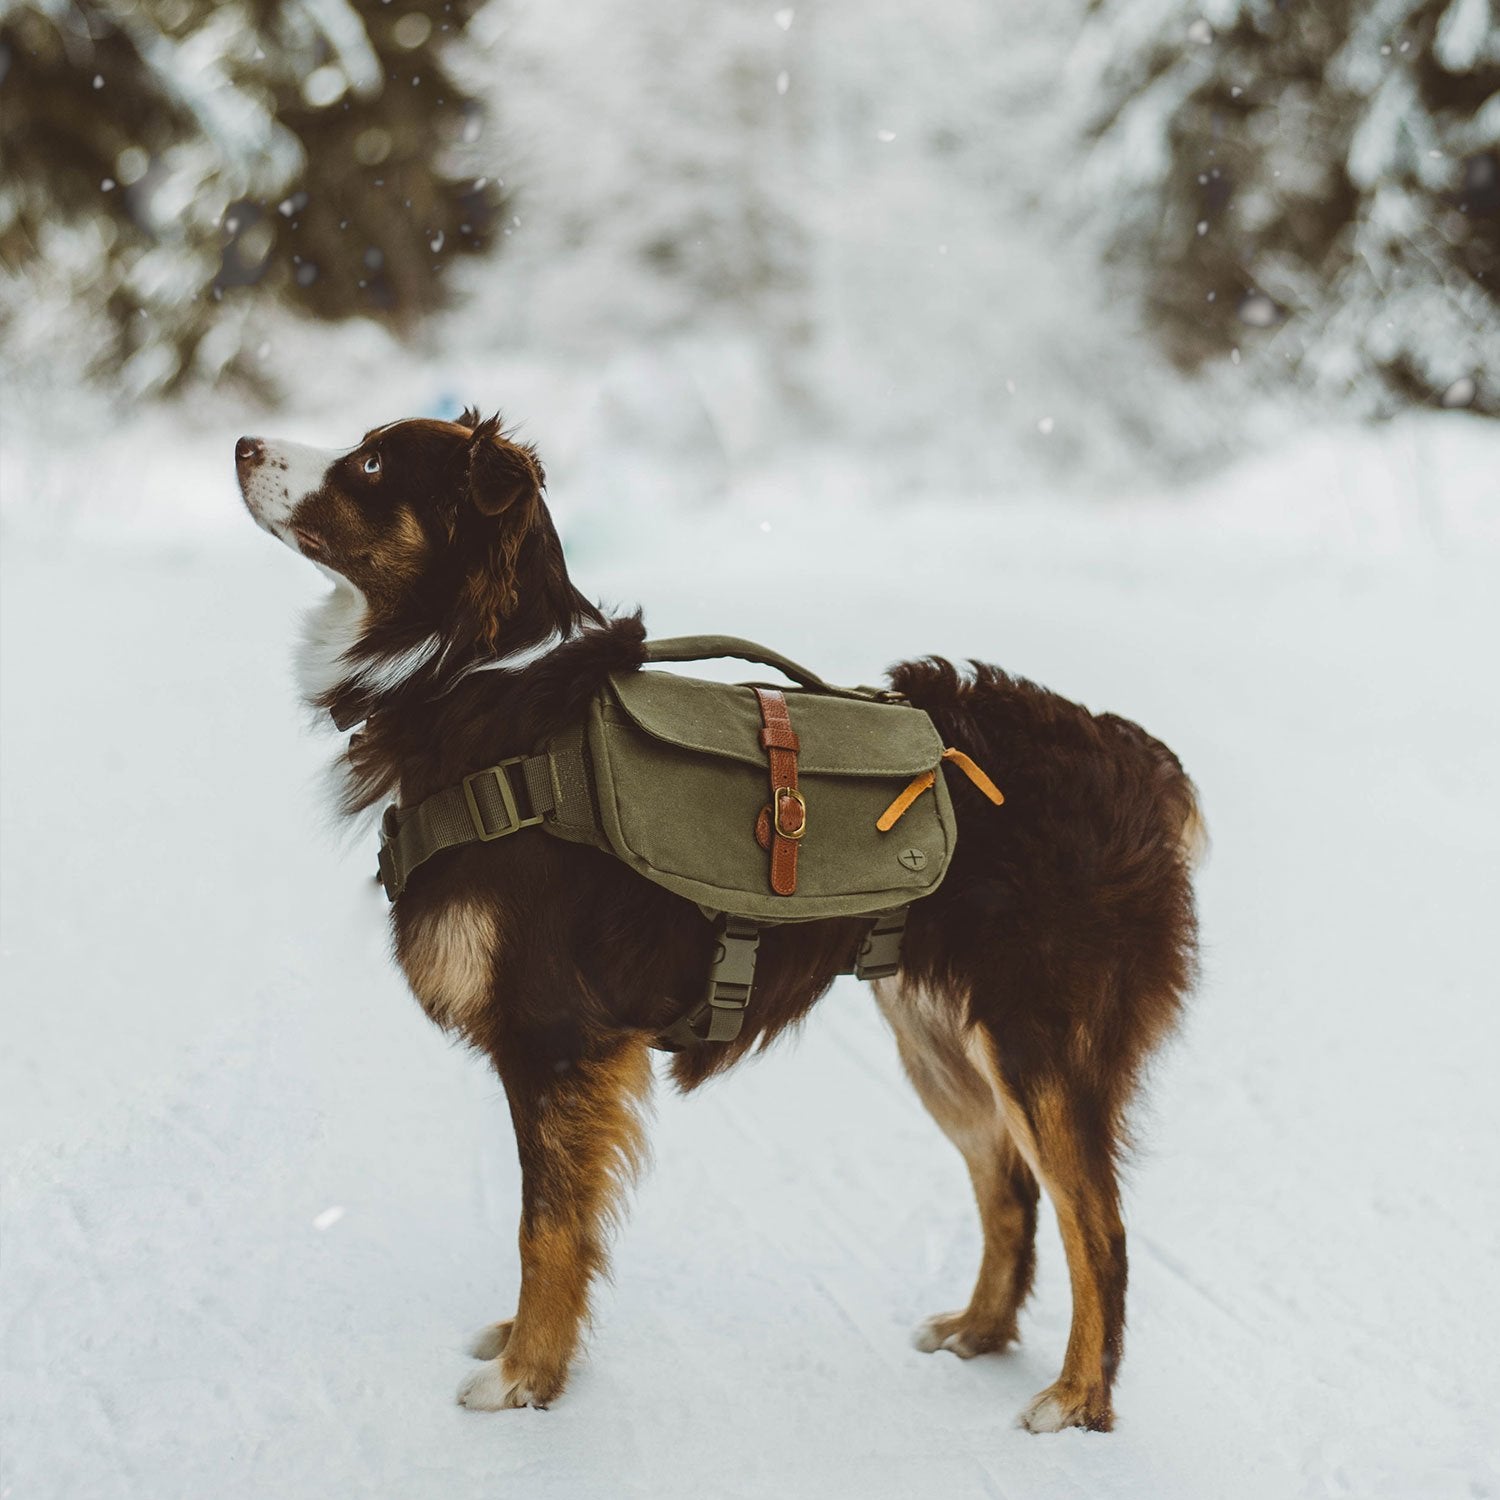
875;769;936;832
754;687;804;896
874;748;1005;833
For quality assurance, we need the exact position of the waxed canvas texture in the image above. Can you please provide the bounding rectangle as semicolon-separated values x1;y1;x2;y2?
581;669;956;921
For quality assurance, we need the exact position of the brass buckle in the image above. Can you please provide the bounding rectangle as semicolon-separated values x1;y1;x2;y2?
462;758;541;841
773;787;807;840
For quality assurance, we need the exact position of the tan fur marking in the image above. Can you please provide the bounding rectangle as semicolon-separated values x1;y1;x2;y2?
874;980;992;1146
1179;794;1210;868
390;506;428;570
399;897;498;1031
477;1041;654;1409
967;1032;1120;1430
875;979;1036;1352
361;506;429;604
1023;1085;1106;1393
965;1027;1044;1178
502;1220;592;1397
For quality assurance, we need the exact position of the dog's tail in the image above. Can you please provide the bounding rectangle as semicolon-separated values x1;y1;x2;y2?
1096;709;1208;872
1143;741;1209;872
1175;778;1210;870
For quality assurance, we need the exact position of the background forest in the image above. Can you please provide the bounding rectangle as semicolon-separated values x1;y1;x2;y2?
3;0;1496;499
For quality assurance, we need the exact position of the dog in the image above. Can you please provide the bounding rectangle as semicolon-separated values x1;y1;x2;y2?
236;408;1202;1432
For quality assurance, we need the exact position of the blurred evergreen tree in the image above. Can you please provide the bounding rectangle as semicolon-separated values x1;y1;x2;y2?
1077;0;1499;415
0;0;503;395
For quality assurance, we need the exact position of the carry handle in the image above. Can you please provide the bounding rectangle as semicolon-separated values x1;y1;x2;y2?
643;635;864;698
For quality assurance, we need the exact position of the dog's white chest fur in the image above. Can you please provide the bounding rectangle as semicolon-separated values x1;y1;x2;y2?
297;575;368;704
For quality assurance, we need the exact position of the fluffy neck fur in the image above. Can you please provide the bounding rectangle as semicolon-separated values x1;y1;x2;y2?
301;554;621;817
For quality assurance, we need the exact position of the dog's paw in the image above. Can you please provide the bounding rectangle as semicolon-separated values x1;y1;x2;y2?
1017;1381;1112;1434
456;1359;546;1411
912;1311;1017;1359
466;1320;514;1361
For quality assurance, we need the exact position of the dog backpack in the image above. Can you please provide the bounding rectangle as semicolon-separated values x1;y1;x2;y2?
376;636;1002;1047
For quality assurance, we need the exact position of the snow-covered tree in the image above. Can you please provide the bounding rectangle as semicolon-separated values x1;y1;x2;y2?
1075;0;1500;414
479;0;1218;487
0;0;503;395
481;2;810;373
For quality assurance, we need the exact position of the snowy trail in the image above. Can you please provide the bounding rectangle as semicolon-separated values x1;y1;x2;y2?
4;432;1499;1499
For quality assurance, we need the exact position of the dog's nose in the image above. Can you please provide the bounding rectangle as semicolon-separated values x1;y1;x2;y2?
235;435;264;465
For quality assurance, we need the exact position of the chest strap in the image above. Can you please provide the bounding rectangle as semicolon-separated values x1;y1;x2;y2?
377;754;559;901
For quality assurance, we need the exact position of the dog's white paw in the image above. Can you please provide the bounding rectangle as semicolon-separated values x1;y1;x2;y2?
1018;1389;1072;1432
1017;1382;1111;1434
456;1360;541;1411
913;1313;978;1357
912;1311;1016;1358
466;1321;514;1361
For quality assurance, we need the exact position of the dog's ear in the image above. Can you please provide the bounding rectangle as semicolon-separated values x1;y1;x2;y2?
456;414;548;647
466;413;544;518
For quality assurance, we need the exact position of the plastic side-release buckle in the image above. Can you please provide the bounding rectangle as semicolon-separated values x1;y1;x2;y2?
853;906;909;982
699;916;761;1042
652;915;763;1051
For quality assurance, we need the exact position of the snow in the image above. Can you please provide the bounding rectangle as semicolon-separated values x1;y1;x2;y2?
1433;0;1493;70
4;407;1499;1499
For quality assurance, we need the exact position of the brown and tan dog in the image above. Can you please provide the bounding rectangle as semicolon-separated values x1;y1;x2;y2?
236;409;1202;1432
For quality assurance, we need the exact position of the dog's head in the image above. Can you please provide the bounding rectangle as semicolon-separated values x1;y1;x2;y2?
236;408;590;671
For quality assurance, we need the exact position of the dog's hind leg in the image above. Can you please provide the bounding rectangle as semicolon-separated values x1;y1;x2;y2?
966;1025;1128;1434
457;1033;653;1411
873;978;1039;1358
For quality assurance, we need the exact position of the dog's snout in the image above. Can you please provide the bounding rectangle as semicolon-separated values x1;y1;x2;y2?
235;435;265;466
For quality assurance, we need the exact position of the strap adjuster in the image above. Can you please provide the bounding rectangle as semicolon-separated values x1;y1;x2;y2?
462;758;544;841
853;905;909;981
705;915;760;1006
651;915;762;1051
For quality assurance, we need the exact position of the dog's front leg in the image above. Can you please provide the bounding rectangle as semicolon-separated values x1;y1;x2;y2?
458;1033;654;1410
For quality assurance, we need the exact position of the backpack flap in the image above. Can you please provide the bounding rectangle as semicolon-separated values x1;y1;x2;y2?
586;668;956;922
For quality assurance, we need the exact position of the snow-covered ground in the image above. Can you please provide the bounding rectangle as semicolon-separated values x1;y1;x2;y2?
3;413;1499;1499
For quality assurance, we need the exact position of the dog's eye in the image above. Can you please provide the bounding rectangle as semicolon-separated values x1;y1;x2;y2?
362;452;382;476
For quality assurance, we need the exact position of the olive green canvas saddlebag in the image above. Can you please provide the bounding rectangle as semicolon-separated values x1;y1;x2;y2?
556;636;958;922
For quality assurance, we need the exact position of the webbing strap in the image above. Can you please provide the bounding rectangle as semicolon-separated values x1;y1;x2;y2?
652;905;910;1051
851;905;909;981
543;728;596;833
377;754;557;901
651;916;762;1051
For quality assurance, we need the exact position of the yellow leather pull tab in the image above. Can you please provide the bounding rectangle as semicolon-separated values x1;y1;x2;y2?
941;747;1005;805
877;749;1005;833
876;769;936;832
